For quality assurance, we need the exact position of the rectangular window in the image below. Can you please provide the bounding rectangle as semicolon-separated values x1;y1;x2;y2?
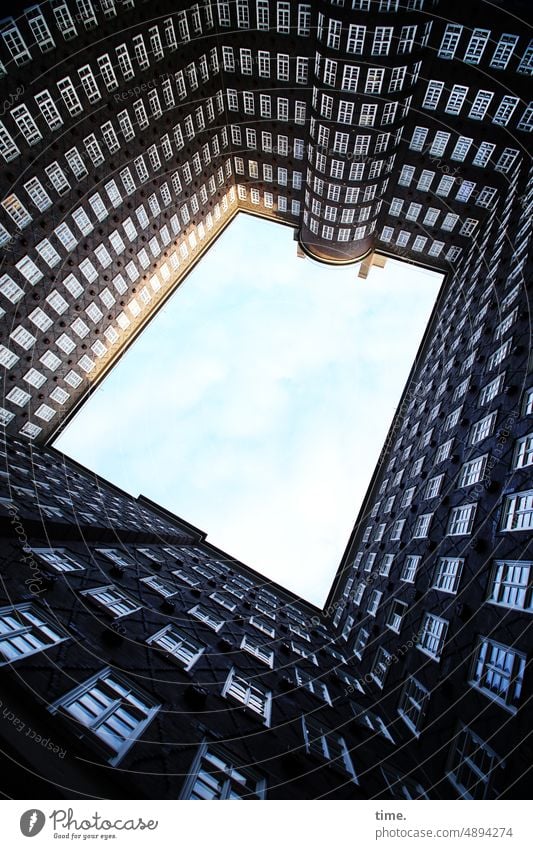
189;604;224;631
367;590;382;617
401;555;420;584
49;669;160;766
418;613;448;660
447;725;500;799
438;24;463;59
513;432;533;470
398;677;429;735
181;742;266;799
0;603;67;665
386;599;408;634
277;2;290;34
493;96;519;127
302;718;357;780
490;34;519;70
469;90;493;120
82;585;140;618
433;557;464;594
447;503;477;536
241;634;274;668
371;646;392;688
470;638;525;711
501;490;533;532
147;625;204;670
445;86;468;115
372;26;393;56
413;513;432;539
487;561;532;612
464;28;490;64
223;668;271;724
458;455;487;487
422;80;444;110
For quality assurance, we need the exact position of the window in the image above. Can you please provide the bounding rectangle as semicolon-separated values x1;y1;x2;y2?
435;439;453;463
141;576;177;598
372;26;393;56
490;34;519;70
0;604;68;665
381;768;427;800
473;141;495;167
413;513;432;539
518;41;533;75
493;96;519;127
447;504;477;536
35;90;62;130
487;561;532;612
301;718;357;780
448;725;501;799
32;548;84;572
401;487;416;508
386;599;408;634
486;341;512;375
446;86;468;115
418;613;448;660
371;647;392;689
422;80;444;110
365;67;384;94
189;604;224;631
389;66;406;93
501;490;533;532
514;433;533;469
459;455;487;487
240;635;274;668
438;24;462;59
425;475;443;499
180;742;266;799
390;519;405;541
295;668;331;704
222;669;271;724
352;702;394;742
379;554;394;577
276;1;290;34
433;557;464;594
470;638;525;712
297;4;310;37
401;555;420;584
49;669;160;766
147;625;204;670
479;374;505;406
469;90;493;120
291;642;317;665
367;590;382;617
470;412;496;445
82;586;140;618
464;28;490;64
398;677;429;735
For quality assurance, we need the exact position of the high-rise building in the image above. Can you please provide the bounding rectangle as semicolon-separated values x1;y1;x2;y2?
0;0;531;800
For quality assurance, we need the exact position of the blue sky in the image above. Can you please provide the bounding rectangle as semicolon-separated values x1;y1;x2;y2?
54;215;442;606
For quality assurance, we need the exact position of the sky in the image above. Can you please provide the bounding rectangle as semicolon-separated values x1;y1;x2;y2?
54;214;442;606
